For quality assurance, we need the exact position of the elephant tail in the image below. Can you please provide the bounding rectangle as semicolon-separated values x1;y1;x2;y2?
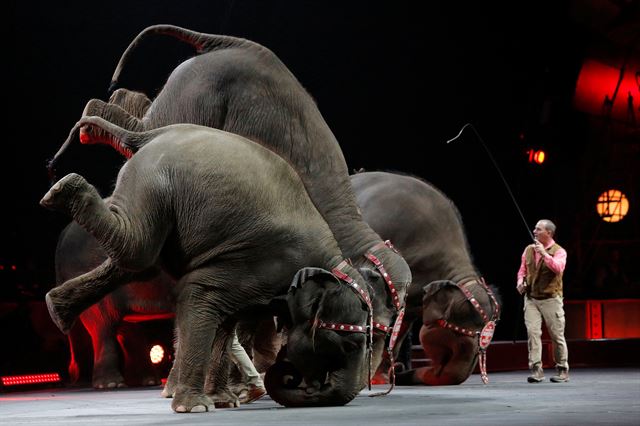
109;24;257;94
49;116;152;178
47;123;82;184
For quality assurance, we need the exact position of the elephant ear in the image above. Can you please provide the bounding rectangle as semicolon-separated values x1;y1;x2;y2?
358;267;390;310
421;280;458;324
287;267;340;323
289;267;337;292
357;267;382;291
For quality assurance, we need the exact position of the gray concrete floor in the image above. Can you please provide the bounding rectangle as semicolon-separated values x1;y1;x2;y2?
1;368;638;425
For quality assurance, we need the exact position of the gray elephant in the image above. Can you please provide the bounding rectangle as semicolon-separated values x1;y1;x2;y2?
47;25;412;389
55;219;175;389
43;117;374;412
351;171;501;385
56;168;501;398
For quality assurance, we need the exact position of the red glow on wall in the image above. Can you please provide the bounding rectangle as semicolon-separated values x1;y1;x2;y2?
1;373;61;386
574;58;640;121
587;301;603;339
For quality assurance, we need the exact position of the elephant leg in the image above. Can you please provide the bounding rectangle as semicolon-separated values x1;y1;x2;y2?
80;303;126;389
41;173;168;268
46;259;133;333
117;322;164;387
251;316;281;373
171;280;221;413
82;98;145;132
43;173;169;332
162;327;180;398
107;88;151;119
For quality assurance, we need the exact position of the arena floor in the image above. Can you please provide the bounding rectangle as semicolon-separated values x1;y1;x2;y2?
1;368;638;425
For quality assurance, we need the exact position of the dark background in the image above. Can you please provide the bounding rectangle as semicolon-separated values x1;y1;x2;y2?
2;0;638;375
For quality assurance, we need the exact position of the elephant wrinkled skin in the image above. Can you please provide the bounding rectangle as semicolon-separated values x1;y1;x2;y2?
48;26;412;398
351;171;501;386
43;118;372;412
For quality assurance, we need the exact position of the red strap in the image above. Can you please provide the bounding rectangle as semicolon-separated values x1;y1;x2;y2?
314;320;367;333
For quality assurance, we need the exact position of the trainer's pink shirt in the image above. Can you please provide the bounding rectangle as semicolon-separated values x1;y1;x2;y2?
517;238;567;281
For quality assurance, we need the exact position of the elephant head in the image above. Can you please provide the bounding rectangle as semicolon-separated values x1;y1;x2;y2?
265;266;372;407
411;278;500;385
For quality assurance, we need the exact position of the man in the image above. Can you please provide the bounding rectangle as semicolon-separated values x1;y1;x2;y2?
516;219;569;383
230;331;267;403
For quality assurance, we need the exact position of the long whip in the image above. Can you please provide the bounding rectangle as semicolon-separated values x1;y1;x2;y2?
446;123;535;241
447;123;532;343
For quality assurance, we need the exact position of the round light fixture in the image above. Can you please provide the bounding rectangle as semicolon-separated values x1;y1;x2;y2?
596;189;629;222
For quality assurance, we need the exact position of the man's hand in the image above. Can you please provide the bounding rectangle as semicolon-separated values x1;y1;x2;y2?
516;280;527;295
534;240;547;257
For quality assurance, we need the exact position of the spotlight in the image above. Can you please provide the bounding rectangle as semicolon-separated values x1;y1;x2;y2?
149;344;165;365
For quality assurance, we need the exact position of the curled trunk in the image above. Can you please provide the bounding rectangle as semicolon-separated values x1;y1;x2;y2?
396;326;479;385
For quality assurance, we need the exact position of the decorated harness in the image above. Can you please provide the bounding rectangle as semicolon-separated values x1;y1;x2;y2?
433;277;500;384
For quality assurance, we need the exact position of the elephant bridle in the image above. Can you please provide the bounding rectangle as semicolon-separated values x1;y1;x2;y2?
364;240;408;396
289;263;374;387
433;277;500;384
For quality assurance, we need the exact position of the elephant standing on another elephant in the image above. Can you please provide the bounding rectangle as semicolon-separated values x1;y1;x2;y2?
351;171;501;386
43;117;373;412
47;25;412;396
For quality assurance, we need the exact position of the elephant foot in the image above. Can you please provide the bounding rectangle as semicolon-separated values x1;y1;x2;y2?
171;391;215;413
209;389;240;408
141;375;162;387
45;290;77;334
92;368;126;390
93;379;127;389
162;373;177;398
160;387;174;398
40;173;87;213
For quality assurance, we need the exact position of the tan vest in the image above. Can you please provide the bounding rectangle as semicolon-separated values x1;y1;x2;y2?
525;243;564;299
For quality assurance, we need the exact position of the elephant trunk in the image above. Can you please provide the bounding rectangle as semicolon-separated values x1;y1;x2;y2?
109;25;251;93
265;357;365;407
398;328;479;386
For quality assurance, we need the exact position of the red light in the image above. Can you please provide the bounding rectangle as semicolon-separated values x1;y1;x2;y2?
527;149;546;164
574;58;640;121
1;373;61;386
11;265;16;271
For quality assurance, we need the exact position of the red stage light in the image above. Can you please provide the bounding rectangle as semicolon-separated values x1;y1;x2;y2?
1;373;61;386
527;149;546;164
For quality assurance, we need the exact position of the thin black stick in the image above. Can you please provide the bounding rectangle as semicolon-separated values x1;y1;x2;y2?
446;123;535;242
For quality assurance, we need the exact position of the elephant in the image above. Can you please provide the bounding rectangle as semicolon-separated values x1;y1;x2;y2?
42;117;375;412
47;25;412;391
55;168;501;399
55;218;176;389
351;171;501;386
